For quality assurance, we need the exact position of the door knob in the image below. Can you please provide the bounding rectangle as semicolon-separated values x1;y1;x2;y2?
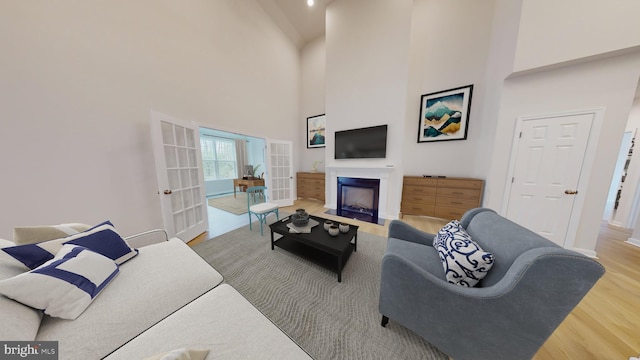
564;190;578;195
163;190;173;195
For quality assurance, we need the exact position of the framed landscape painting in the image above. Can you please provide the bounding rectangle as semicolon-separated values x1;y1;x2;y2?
307;114;326;148
417;85;473;143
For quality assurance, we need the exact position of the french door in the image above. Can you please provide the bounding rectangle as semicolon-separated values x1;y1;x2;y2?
266;139;295;207
150;110;208;242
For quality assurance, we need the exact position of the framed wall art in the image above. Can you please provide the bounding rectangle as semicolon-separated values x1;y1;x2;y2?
307;114;326;148
417;85;473;143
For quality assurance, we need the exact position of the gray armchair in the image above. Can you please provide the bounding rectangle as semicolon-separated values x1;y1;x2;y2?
379;208;605;360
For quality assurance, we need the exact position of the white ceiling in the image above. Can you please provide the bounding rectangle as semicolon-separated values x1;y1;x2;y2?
258;2;640;100
258;0;333;48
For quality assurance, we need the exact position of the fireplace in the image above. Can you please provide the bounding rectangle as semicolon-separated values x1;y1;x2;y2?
337;177;380;224
325;166;394;224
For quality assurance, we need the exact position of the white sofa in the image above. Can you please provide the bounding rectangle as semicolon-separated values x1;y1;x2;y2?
0;232;312;360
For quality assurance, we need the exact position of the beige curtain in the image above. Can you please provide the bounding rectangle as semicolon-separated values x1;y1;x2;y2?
235;139;248;178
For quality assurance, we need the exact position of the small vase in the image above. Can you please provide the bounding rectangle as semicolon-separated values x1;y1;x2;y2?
292;209;309;226
324;220;334;231
328;225;340;237
339;223;350;233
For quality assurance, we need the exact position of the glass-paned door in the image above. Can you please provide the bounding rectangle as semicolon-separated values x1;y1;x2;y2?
266;139;294;207
150;110;208;241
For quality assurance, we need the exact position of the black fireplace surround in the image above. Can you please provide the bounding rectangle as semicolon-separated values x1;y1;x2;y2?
336;177;380;224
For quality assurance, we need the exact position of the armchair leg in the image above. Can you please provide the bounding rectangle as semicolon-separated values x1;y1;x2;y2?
381;315;389;327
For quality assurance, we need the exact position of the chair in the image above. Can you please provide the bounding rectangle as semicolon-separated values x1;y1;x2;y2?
378;208;605;360
246;186;279;236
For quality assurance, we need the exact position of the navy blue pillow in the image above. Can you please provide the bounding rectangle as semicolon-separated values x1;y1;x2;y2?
2;221;138;269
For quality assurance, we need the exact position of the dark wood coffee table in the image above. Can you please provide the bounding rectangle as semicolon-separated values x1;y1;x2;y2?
269;214;358;282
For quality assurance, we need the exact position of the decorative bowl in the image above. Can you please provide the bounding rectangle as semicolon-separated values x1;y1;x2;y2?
291;209;309;227
328;225;340;237
339;223;350;233
324;220;334;231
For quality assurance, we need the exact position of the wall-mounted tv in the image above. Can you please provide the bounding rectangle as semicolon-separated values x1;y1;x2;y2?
335;125;388;159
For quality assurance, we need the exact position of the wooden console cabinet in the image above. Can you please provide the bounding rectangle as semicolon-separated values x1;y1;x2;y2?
401;176;484;220
296;172;325;201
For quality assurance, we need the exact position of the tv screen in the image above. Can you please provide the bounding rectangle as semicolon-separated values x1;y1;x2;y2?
335;125;387;159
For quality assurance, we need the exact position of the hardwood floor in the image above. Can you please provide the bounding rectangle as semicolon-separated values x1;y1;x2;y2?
534;223;640;359
191;198;640;359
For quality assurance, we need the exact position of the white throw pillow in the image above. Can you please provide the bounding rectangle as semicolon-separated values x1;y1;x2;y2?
0;244;119;320
433;220;495;287
13;223;91;245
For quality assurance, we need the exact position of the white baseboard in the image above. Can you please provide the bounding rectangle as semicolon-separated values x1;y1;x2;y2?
608;220;623;227
625;237;640;248
572;247;599;259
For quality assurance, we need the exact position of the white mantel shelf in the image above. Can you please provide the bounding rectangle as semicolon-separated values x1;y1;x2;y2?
325;165;395;173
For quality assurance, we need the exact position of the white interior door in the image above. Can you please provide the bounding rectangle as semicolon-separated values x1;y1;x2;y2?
150;110;208;242
266;139;294;207
505;112;593;246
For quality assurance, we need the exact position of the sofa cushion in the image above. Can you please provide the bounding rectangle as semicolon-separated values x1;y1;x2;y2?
3;221;138;269
35;238;224;360
433;220;495;287
104;284;312;360
0;238;43;341
0;245;119;320
13;223;91;245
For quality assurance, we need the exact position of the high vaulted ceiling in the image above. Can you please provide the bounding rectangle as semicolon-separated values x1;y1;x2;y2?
257;2;637;101
258;0;333;48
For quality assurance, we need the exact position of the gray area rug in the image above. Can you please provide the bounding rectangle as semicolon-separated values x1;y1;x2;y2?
192;220;447;360
207;193;248;215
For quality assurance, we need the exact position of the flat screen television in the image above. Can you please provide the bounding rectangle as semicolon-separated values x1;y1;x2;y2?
335;125;387;159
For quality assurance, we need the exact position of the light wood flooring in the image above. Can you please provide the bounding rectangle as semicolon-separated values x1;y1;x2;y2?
191;198;640;359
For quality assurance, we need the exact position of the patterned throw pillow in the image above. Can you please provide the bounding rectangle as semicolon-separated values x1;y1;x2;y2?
0;244;119;320
433;220;495;287
2;221;138;269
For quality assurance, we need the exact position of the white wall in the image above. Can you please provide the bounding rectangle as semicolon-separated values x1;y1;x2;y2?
325;0;413;218
514;0;640;72
299;36;327;173
483;0;640;255
485;53;640;254
0;1;299;237
473;0;522;184
626;97;640;131
403;0;497;178
612;97;640;226
325;0;412;166
604;131;633;222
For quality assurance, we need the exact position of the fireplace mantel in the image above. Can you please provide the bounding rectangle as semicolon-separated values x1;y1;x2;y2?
325;165;395;173
325;165;395;220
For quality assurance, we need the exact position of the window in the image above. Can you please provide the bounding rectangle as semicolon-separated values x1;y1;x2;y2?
200;136;237;181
